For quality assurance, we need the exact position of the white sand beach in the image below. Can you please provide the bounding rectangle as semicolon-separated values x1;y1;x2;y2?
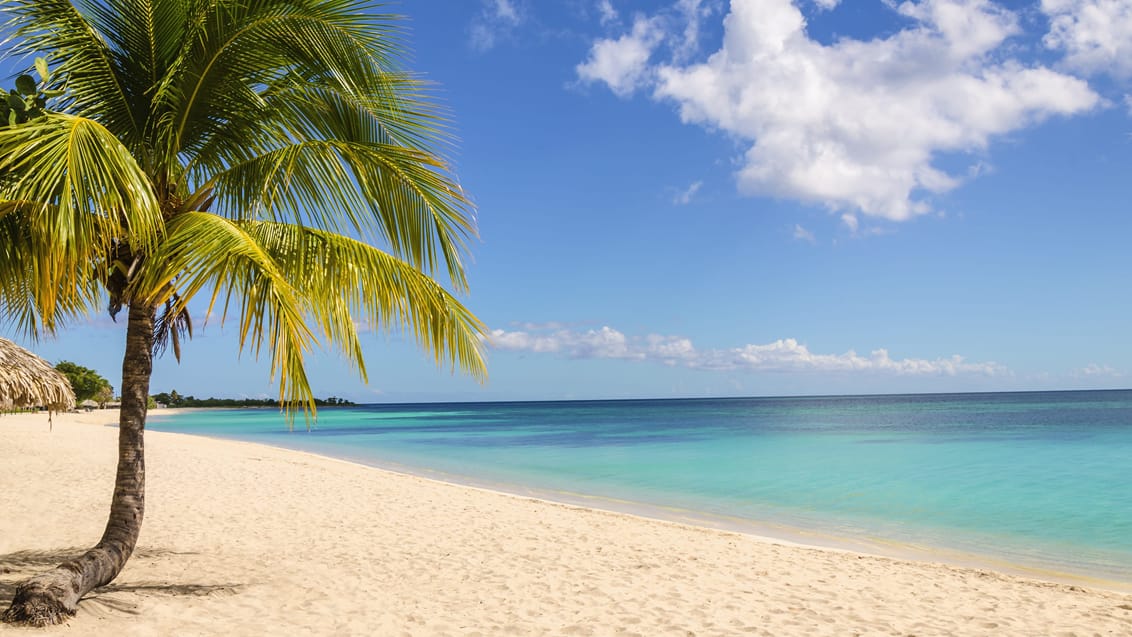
2;410;1131;636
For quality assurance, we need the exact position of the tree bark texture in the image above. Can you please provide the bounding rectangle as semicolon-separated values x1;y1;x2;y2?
3;303;155;626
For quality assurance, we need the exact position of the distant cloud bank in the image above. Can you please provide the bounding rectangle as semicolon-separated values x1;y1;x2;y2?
1073;363;1124;378
576;0;1122;223
487;324;1007;377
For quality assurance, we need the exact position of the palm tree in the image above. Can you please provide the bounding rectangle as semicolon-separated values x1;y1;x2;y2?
0;0;486;625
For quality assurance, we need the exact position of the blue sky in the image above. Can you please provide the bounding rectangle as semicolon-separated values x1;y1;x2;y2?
6;0;1132;402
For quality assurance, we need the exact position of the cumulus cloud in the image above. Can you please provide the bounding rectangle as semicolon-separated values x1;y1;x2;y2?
470;0;524;51
1043;0;1132;77
577;15;666;96
487;325;1006;376
702;339;1004;375
489;326;639;358
577;0;1100;221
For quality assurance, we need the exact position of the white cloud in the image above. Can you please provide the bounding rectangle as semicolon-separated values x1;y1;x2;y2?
489;329;564;354
673;180;704;204
896;0;1020;59
493;0;520;22
598;0;619;26
673;0;718;60
792;223;816;242
1043;0;1132;77
701;339;1005;375
487;325;1007;376
577;15;666;96
470;0;524;51
578;0;1099;221
1073;362;1124;377
645;333;699;362
489;326;639;359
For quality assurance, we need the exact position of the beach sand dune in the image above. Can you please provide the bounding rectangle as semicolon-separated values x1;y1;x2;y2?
2;411;1131;636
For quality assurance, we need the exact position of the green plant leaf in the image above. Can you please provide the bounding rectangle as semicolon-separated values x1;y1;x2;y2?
15;74;37;96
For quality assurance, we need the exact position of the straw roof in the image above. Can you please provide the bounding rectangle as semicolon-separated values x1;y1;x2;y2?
0;337;76;412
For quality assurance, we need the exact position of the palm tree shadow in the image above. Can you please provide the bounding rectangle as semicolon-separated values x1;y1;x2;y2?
0;547;87;600
0;547;242;611
80;582;242;617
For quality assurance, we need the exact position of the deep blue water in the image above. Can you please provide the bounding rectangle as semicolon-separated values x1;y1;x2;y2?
148;390;1132;582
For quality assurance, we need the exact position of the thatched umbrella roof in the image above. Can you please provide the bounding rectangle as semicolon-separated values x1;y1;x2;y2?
0;337;76;412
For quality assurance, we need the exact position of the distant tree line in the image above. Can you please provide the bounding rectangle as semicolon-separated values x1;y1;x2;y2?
151;389;354;408
48;365;356;409
54;361;114;406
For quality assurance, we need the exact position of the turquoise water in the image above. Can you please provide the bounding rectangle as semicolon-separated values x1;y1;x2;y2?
148;390;1132;582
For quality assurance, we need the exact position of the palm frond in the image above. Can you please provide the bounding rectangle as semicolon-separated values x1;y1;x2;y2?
245;221;487;382
135;213;486;418
2;0;486;412
0;113;162;335
82;0;189;93
0;114;162;240
163;1;403;164
0;211;102;338
153;292;192;361
2;0;143;146
133;212;317;417
209;138;473;287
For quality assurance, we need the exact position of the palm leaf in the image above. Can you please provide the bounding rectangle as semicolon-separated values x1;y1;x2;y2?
2;0;143;146
0;212;102;338
3;0;483;413
209;138;474;287
160;0;402;163
132;212;315;413
0;113;162;335
136;213;485;420
245;221;486;381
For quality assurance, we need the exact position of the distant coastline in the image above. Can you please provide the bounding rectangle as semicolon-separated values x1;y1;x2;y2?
150;391;354;409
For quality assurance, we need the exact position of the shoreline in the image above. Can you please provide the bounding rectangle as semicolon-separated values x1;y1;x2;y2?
242;442;1132;593
148;408;1132;593
3;410;1131;635
310;454;1132;594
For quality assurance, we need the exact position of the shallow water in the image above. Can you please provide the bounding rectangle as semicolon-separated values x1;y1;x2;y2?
149;390;1132;582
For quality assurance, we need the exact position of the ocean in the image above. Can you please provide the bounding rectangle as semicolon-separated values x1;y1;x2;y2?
147;390;1132;584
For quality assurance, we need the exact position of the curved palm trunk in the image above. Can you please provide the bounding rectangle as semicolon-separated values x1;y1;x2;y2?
3;303;155;626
